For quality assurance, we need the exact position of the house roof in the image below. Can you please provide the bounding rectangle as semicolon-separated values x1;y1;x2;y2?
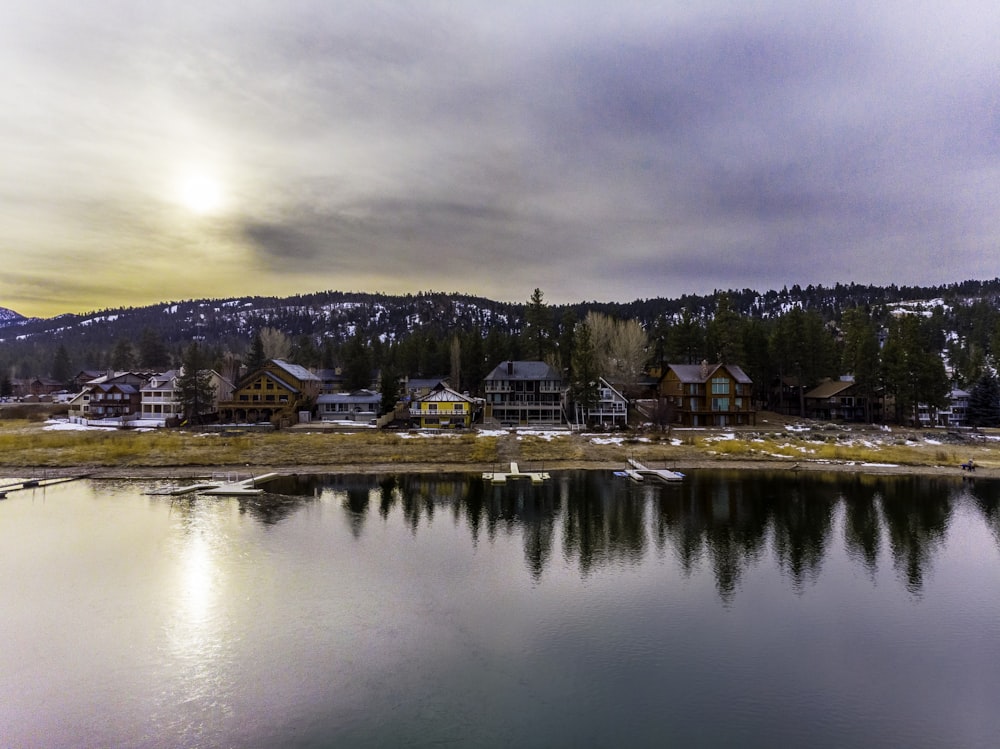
416;386;475;404
94;383;138;394
804;379;857;399
667;363;752;384
597;377;627;402
317;389;381;405
271;359;321;382
406;377;449;391
485;360;562;382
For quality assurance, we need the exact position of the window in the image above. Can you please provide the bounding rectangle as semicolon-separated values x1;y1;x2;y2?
712;397;729;412
711;377;730;394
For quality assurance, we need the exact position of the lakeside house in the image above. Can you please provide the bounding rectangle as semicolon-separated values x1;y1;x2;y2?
67;370;157;424
570;377;629;428
484;360;566;426
139;369;235;426
216;359;321;426
657;361;755;427
803;377;881;423
317;389;382;423
410;384;478;428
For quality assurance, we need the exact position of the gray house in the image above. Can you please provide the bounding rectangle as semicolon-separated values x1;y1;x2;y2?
483;360;565;425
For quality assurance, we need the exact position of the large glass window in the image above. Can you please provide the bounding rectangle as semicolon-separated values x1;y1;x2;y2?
711;377;730;394
712;397;730;412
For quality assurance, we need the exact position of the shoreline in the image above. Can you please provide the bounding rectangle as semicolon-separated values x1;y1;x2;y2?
4;457;994;481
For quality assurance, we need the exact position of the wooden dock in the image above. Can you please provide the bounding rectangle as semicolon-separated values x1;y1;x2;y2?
146;472;280;496
625;458;684;483
0;475;90;498
483;462;550;484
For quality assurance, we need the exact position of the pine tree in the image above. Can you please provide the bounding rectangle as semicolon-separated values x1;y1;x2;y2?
244;333;266;372
110;338;136;371
343;333;372;390
176;342;216;425
841;307;880;422
52;344;73;387
705;293;744;364
570;320;600;424
523;288;550;360
968;370;1000;427
138;328;170;370
379;367;401;416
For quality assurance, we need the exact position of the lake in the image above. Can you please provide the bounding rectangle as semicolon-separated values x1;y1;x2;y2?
2;470;999;748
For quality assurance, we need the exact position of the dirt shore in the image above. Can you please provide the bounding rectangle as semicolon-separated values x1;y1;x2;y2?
5;456;993;481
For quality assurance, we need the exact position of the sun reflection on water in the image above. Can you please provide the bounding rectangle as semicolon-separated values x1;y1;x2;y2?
158;505;236;741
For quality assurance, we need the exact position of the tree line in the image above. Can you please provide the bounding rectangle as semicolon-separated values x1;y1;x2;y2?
3;285;1000;426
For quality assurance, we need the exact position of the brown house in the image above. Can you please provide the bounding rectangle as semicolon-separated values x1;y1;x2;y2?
217;359;320;425
804;378;881;423
658;361;755;427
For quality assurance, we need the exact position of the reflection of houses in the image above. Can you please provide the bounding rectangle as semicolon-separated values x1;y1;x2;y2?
804;377;880;423
484;360;566;425
658;361;755;427
317;389;381;423
572;377;629;427
217;359;320;425
411;385;477;428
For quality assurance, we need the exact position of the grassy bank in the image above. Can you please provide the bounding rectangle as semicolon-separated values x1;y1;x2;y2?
1;418;996;474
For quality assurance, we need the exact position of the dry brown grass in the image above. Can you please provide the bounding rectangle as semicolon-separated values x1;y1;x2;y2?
1;418;996;472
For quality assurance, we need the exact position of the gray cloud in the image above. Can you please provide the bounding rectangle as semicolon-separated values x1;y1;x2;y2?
3;1;999;315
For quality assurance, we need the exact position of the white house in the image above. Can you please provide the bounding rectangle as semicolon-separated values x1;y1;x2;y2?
317;389;381;423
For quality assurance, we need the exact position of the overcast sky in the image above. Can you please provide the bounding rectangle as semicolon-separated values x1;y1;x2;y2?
3;1;999;318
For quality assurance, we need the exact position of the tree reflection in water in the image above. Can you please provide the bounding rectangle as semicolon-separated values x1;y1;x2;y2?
238;470;999;600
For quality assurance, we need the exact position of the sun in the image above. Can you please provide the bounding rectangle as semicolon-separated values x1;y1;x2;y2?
178;174;225;215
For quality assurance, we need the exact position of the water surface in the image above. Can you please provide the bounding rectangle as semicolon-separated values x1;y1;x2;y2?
2;470;999;748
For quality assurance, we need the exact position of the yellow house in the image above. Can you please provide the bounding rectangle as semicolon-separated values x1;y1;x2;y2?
411;385;477;429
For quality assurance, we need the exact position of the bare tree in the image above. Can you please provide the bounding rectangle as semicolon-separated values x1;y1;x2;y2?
584;312;648;392
259;327;292;360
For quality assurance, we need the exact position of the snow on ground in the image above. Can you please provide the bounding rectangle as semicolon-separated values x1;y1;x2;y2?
44;419;116;431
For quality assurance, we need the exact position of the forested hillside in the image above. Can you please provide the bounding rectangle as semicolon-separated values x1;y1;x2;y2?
3;279;1000;423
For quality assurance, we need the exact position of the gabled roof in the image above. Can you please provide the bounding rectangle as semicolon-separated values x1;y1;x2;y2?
271;359;320;382
142;370;179;389
406;377;450;391
597;377;628;402
94;383;138;394
485;360;562;382
804;379;858;399
416;386;475;404
666;363;752;384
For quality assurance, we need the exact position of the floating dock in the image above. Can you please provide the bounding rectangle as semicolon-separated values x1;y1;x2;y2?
0;475;90;498
624;458;684;483
483;462;550;484
147;472;280;496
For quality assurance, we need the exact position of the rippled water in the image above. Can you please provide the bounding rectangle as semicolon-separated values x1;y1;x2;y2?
2;470;999;748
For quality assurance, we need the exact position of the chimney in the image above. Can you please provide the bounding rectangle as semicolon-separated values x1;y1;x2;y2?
507;360;514;376
700;359;710;379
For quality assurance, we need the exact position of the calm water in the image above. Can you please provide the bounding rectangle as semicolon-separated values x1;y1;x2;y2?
2;470;999;748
